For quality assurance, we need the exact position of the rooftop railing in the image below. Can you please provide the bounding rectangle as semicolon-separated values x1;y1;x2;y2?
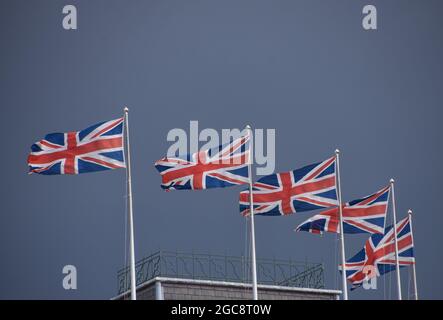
117;251;324;294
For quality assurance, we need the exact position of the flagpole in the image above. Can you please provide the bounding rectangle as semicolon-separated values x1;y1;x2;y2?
335;149;348;300
246;125;258;300
390;178;402;300
408;209;418;300
124;107;137;301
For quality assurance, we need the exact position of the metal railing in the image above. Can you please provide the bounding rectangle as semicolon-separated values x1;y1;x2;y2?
117;251;324;294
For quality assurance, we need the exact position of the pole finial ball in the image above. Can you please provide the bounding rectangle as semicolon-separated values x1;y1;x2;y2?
408;209;413;215
124;107;129;113
246;125;251;130
390;178;395;184
335;149;340;154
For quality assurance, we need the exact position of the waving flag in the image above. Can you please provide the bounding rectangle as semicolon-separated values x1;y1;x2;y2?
296;185;390;235
28;118;125;175
344;216;415;290
154;133;250;191
239;156;338;216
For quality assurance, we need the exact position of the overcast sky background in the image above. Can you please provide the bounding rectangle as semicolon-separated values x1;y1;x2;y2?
1;0;442;299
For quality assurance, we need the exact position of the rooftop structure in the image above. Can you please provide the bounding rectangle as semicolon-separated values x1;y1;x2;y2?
113;251;340;300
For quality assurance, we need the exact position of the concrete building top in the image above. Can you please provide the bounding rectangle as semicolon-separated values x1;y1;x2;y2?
113;277;342;300
117;251;326;295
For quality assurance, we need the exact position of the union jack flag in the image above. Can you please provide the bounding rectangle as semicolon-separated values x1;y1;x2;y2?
239;156;338;216
344;216;415;290
154;133;250;191
28;118;125;175
296;185;390;235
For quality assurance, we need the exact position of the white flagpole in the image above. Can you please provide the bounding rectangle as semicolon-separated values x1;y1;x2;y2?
408;209;418;300
124;107;137;301
390;178;402;300
246;125;258;300
335;149;348;300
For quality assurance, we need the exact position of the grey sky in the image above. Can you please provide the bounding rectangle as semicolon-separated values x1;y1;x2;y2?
1;0;442;299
